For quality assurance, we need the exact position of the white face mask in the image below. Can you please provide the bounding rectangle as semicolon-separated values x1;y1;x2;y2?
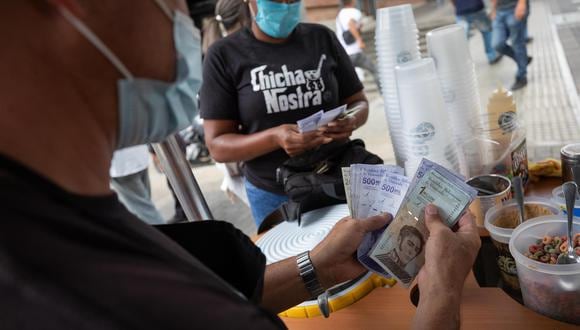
59;0;202;149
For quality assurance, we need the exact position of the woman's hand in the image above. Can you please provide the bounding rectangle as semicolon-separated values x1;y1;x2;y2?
318;115;358;141
274;124;332;157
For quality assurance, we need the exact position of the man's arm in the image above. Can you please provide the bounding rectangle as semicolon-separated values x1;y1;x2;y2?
515;0;527;20
260;215;391;313
490;0;498;19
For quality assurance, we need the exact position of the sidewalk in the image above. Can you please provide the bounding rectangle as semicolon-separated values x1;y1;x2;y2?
150;0;580;237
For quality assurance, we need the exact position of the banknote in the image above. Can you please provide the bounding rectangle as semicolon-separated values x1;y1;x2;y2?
297;110;323;133
369;158;477;287
349;164;403;219
318;104;347;127
356;171;410;278
342;167;353;215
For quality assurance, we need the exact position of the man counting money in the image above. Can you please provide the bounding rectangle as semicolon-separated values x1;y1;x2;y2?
0;1;480;329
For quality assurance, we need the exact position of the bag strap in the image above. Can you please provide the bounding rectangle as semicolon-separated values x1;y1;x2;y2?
321;182;346;200
279;201;302;225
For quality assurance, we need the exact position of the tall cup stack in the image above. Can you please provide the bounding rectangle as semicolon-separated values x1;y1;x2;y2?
395;58;461;176
375;5;421;167
426;24;484;177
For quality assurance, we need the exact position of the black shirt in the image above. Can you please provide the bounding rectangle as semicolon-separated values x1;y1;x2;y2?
454;0;484;15
496;0;518;10
200;23;363;194
0;154;285;330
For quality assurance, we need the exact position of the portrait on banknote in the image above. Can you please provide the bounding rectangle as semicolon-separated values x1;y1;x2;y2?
370;202;427;285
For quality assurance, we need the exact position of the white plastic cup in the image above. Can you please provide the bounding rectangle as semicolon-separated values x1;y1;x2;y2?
426;24;472;72
376;4;416;31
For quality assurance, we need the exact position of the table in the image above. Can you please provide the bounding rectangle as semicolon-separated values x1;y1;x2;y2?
280;178;577;329
282;285;577;329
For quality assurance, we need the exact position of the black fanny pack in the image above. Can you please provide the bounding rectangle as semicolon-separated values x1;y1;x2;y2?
275;139;382;223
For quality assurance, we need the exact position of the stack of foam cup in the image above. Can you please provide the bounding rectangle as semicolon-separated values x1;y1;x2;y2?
395;58;461;176
426;24;484;178
375;4;421;167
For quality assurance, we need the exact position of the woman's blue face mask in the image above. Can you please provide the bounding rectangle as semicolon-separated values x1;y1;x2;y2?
255;0;302;39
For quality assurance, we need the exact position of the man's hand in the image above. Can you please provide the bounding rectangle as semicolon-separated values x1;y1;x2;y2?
412;205;481;329
515;1;527;21
311;214;392;288
417;205;480;296
357;39;366;49
275;124;332;157
318;115;358;141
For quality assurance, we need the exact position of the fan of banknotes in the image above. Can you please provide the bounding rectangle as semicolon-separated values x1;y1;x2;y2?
343;159;478;287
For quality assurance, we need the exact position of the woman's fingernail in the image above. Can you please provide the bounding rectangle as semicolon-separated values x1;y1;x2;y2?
425;204;438;215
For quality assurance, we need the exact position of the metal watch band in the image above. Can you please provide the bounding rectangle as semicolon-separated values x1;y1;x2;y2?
296;251;325;298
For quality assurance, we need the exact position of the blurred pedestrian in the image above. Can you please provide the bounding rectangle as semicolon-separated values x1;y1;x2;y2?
202;0;252;205
451;0;502;65
111;145;165;225
149;136;188;223
491;0;532;90
336;0;381;93
202;0;252;55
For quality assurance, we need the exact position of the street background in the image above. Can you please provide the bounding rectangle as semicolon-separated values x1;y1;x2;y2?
150;0;580;237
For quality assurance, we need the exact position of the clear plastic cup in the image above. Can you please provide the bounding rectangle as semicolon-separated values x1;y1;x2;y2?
484;199;561;292
376;4;416;31
426;24;472;72
509;216;580;325
395;58;439;85
551;185;580;216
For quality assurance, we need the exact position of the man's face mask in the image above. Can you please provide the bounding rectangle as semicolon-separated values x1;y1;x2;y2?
255;0;301;39
59;0;202;150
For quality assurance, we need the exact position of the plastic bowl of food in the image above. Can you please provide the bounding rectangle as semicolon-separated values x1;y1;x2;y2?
509;216;580;325
484;198;560;291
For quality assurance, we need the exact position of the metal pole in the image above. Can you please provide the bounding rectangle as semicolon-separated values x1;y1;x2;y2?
152;135;213;221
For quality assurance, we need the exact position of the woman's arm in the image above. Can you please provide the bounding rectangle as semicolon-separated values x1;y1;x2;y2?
204;120;332;163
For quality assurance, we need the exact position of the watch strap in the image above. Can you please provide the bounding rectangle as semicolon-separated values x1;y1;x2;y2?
296;251;325;298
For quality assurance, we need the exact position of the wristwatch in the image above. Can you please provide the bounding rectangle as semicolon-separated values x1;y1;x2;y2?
296;251;325;299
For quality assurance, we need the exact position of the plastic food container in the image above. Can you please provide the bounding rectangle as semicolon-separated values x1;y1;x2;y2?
484;198;560;291
551;185;580;217
509;216;580;325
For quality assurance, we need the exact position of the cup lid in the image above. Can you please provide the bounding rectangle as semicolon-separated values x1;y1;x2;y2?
561;143;580;158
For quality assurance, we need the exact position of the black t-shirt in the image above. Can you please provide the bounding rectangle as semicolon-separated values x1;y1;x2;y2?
496;0;517;10
200;23;363;194
454;0;484;15
0;154;285;330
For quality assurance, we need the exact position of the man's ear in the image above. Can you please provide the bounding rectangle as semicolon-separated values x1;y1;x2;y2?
46;0;84;17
